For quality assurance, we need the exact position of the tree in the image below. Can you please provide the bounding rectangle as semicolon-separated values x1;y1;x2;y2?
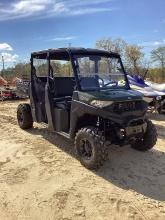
113;38;127;57
151;47;165;80
96;37;114;51
124;45;144;75
95;38;146;75
14;63;31;78
151;47;165;69
95;37;126;57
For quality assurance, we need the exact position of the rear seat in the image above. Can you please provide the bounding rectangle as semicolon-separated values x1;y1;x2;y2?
53;77;75;109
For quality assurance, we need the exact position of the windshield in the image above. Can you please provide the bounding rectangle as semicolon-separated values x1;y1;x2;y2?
74;55;128;91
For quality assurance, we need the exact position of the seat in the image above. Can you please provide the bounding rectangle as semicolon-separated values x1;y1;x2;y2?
53;96;72;110
52;77;75;110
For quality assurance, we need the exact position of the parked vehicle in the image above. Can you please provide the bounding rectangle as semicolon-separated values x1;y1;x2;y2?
145;81;165;93
145;81;165;113
128;74;165;113
0;86;17;101
17;48;157;170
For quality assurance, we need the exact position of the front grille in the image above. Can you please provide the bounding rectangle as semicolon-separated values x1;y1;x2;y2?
113;101;141;113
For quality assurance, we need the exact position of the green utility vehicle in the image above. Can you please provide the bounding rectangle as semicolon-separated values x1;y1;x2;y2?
17;48;157;169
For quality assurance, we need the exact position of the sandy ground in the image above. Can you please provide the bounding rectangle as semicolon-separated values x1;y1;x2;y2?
0;100;165;220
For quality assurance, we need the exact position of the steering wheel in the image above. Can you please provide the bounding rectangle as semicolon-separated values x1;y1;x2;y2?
103;81;118;87
98;76;117;88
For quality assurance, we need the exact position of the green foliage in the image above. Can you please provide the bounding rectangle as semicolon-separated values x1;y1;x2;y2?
148;68;165;83
0;62;31;80
51;61;72;76
0;60;72;80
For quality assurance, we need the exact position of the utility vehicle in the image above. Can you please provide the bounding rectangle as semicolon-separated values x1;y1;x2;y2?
17;48;157;170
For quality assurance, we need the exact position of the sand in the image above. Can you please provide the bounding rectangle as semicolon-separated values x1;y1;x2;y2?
0;100;165;220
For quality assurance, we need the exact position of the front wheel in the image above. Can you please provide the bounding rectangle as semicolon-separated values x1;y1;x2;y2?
75;127;108;170
131;120;157;151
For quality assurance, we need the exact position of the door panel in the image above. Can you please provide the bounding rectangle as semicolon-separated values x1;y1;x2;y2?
30;75;47;123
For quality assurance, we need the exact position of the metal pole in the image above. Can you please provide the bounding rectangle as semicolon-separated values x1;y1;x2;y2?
68;43;71;76
2;56;4;70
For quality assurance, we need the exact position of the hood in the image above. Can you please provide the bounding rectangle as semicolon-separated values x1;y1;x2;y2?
77;89;143;104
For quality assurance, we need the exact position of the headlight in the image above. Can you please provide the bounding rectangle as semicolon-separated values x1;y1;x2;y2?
90;100;113;108
156;96;162;101
142;96;153;103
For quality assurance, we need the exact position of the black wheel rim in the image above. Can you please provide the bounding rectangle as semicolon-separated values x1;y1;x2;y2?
79;138;93;160
18;111;23;124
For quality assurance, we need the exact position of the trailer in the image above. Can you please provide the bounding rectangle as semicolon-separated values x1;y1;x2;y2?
0;87;17;101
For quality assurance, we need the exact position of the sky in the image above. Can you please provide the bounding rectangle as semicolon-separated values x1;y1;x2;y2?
0;0;165;69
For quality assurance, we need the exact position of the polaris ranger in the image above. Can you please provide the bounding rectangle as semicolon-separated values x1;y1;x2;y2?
17;48;157;170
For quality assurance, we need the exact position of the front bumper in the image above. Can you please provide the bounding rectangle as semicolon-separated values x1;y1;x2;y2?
125;122;147;136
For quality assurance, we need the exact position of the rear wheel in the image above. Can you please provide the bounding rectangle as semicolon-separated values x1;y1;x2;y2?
75;127;108;170
17;104;33;129
131;120;157;151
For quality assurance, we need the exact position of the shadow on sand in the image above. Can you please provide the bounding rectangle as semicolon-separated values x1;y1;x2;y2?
26;126;165;202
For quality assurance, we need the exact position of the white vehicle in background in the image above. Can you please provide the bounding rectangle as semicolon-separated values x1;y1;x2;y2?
128;74;165;113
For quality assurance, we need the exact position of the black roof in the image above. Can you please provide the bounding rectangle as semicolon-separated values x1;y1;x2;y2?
31;47;120;59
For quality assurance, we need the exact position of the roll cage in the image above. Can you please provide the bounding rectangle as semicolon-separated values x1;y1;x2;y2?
30;48;130;91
